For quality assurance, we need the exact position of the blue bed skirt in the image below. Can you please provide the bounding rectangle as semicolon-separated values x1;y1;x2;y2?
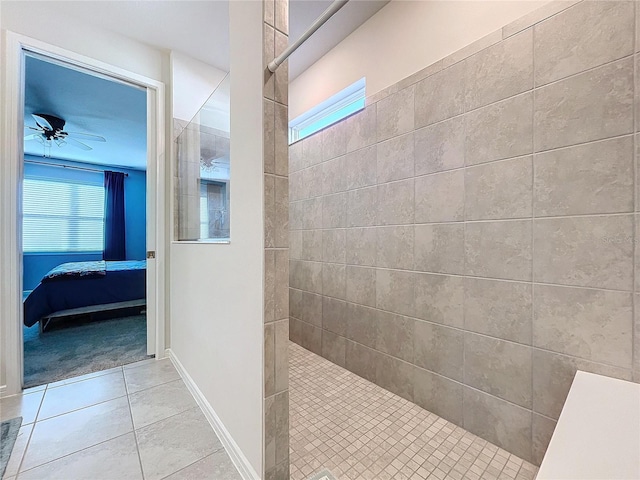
24;260;146;327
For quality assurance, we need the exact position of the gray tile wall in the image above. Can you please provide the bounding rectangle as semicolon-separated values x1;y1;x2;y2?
264;0;289;478
289;0;639;466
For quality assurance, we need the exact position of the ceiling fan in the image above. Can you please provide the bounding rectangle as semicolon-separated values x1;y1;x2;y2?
25;113;106;157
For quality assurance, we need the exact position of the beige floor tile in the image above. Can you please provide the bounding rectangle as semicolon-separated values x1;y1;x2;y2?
136;406;223;480
163;450;242;480
289;341;538;480
46;366;123;388
22;385;46;394
123;357;158;369
8;357;242;480
21;396;133;471
18;433;142;480
128;378;197;429
124;358;180;394
0;390;44;425
38;371;126;420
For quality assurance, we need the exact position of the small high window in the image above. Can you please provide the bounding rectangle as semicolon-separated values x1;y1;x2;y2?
289;78;366;144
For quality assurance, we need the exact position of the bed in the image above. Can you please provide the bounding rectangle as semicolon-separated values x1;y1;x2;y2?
24;260;146;329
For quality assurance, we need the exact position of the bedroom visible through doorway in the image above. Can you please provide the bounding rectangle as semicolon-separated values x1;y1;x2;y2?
21;53;150;388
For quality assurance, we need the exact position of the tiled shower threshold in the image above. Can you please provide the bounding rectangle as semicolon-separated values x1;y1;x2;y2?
290;342;538;480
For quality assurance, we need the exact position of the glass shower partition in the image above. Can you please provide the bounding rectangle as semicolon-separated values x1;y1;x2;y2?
175;73;230;242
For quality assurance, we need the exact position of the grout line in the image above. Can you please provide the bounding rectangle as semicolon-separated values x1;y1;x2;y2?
123;356;167;372
534;51;633;91
265;171;289;181
293;307;634;373
291;111;634;184
11;383;48;476
45;367;124;391
501;0;583;42
34;393;129;424
14;409;39;477
16;431;135;476
156;451;220;480
125;377;184;397
123;370;146;479
133;405;201;434
530;24;537;461
634;11;639;384
30;384;47;425
290;264;636;295
634;21;638;382
291;201;636;225
461;103;468;432
293;210;636;230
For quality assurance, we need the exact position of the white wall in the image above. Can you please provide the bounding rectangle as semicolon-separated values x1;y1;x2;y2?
289;0;549;119
0;2;170;393
168;1;264;475
171;51;227;123
0;2;166;82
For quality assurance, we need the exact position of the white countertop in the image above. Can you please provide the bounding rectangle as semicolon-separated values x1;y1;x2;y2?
537;371;640;480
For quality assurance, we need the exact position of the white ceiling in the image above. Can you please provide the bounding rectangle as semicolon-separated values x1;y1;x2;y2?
24;55;148;170
42;1;231;72
36;1;387;79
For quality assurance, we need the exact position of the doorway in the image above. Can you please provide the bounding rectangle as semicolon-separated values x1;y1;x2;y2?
21;53;150;387
0;32;166;396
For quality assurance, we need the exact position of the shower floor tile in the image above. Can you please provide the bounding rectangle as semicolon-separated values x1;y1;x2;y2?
289;342;538;480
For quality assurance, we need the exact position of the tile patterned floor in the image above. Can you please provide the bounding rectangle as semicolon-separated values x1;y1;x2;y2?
0;359;242;480
289;342;538;480
2;343;540;480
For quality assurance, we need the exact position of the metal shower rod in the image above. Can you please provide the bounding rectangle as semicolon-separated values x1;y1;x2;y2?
267;0;350;73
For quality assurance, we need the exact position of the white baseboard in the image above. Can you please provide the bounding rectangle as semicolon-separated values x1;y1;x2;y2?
166;349;260;480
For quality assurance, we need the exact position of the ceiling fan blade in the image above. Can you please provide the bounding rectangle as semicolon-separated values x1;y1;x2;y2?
24;133;42;141
65;137;92;151
65;131;107;142
32;114;53;131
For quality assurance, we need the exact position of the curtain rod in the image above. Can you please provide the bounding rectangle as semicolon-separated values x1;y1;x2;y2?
24;160;129;177
268;0;350;73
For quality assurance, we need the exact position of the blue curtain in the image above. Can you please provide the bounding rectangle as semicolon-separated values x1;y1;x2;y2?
104;171;126;260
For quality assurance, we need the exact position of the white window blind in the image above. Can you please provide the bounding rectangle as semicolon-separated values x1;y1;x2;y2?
23;177;105;252
199;192;209;240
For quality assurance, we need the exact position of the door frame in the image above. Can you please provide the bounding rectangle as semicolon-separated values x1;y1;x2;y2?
1;31;167;396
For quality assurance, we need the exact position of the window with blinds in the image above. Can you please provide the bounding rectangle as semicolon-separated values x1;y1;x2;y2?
23;177;105;252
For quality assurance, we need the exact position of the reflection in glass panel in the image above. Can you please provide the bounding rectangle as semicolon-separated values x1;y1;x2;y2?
176;74;230;241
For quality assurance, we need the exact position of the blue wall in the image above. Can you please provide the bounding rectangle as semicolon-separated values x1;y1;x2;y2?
23;155;146;291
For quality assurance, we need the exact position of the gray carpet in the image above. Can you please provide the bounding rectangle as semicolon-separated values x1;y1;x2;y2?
0;417;22;479
23;314;152;388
